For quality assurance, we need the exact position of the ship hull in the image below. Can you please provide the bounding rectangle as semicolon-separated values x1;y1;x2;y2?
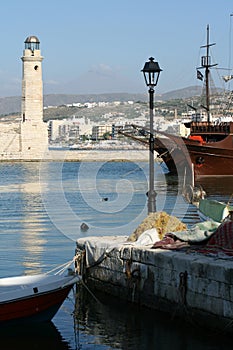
153;132;233;179
0;273;80;325
0;284;73;324
185;144;233;177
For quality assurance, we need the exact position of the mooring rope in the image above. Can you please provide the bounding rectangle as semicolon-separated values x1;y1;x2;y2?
227;193;233;207
46;259;75;275
81;279;102;304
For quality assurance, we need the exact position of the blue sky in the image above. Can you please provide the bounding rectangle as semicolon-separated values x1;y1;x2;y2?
0;0;232;96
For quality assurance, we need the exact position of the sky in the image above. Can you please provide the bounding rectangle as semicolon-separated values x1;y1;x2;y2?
0;0;233;97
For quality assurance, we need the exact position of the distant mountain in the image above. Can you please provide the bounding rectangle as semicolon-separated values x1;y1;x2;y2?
43;93;148;106
0;86;205;116
0;93;148;116
0;96;21;115
159;86;202;100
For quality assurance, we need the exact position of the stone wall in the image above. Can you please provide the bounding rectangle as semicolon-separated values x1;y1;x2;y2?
76;236;233;333
0;121;48;160
0;123;20;153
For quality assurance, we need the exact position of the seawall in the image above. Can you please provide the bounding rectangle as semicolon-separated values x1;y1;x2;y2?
0;149;149;162
75;235;233;333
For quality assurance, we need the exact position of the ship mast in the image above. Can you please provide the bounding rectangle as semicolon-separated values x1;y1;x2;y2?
198;25;218;123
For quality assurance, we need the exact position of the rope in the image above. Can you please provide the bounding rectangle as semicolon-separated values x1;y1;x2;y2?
45;259;75;275
178;271;188;304
227;193;233;207
157;148;175;158
86;252;108;270
81;279;102;304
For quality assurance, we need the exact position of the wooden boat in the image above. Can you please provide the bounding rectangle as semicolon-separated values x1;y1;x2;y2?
153;124;233;178
0;271;80;324
182;182;233;222
163;25;233;178
120;25;233;180
197;198;233;223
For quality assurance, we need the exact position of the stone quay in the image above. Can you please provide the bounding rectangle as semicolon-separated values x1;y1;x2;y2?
75;234;233;334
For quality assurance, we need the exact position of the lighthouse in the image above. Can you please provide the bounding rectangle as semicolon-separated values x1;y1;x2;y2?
20;35;48;157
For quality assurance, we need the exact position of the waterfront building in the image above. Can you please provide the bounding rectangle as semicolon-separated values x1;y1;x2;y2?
91;124;113;140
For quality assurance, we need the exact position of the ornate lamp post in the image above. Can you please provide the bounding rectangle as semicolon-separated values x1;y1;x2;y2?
141;57;162;213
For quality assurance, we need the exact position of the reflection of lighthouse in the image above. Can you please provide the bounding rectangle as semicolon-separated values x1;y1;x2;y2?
20;36;48;158
19;176;47;274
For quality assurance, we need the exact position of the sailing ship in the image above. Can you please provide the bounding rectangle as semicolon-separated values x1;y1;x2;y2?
120;25;233;180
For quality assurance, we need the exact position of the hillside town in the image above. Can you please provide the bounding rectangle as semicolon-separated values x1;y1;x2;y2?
46;92;233;149
47;100;186;149
0;34;232;158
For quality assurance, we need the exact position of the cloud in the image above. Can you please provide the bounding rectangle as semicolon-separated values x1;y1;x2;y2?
88;63;115;77
0;63;144;96
44;79;60;86
44;63;144;95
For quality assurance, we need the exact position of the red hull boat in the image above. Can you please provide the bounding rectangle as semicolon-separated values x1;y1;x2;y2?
120;25;233;180
152;125;233;178
0;273;80;324
156;26;233;179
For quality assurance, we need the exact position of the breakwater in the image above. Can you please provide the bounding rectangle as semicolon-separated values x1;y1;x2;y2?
0;149;149;162
76;233;233;334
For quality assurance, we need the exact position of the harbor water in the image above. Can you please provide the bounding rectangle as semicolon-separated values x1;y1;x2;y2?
0;160;233;349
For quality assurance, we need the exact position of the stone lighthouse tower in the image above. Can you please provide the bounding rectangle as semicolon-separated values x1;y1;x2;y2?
20;36;48;158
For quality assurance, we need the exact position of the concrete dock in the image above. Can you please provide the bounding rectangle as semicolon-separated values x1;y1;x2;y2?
0;149;149;162
75;228;233;333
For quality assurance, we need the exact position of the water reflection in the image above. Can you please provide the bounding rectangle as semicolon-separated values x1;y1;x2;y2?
1;162;232;349
75;286;233;350
39;161;150;240
196;177;233;196
0;322;70;350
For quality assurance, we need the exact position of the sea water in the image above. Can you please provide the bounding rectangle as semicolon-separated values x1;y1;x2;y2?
0;161;233;349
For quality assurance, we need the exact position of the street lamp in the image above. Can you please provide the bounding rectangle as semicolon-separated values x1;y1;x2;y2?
141;57;162;213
